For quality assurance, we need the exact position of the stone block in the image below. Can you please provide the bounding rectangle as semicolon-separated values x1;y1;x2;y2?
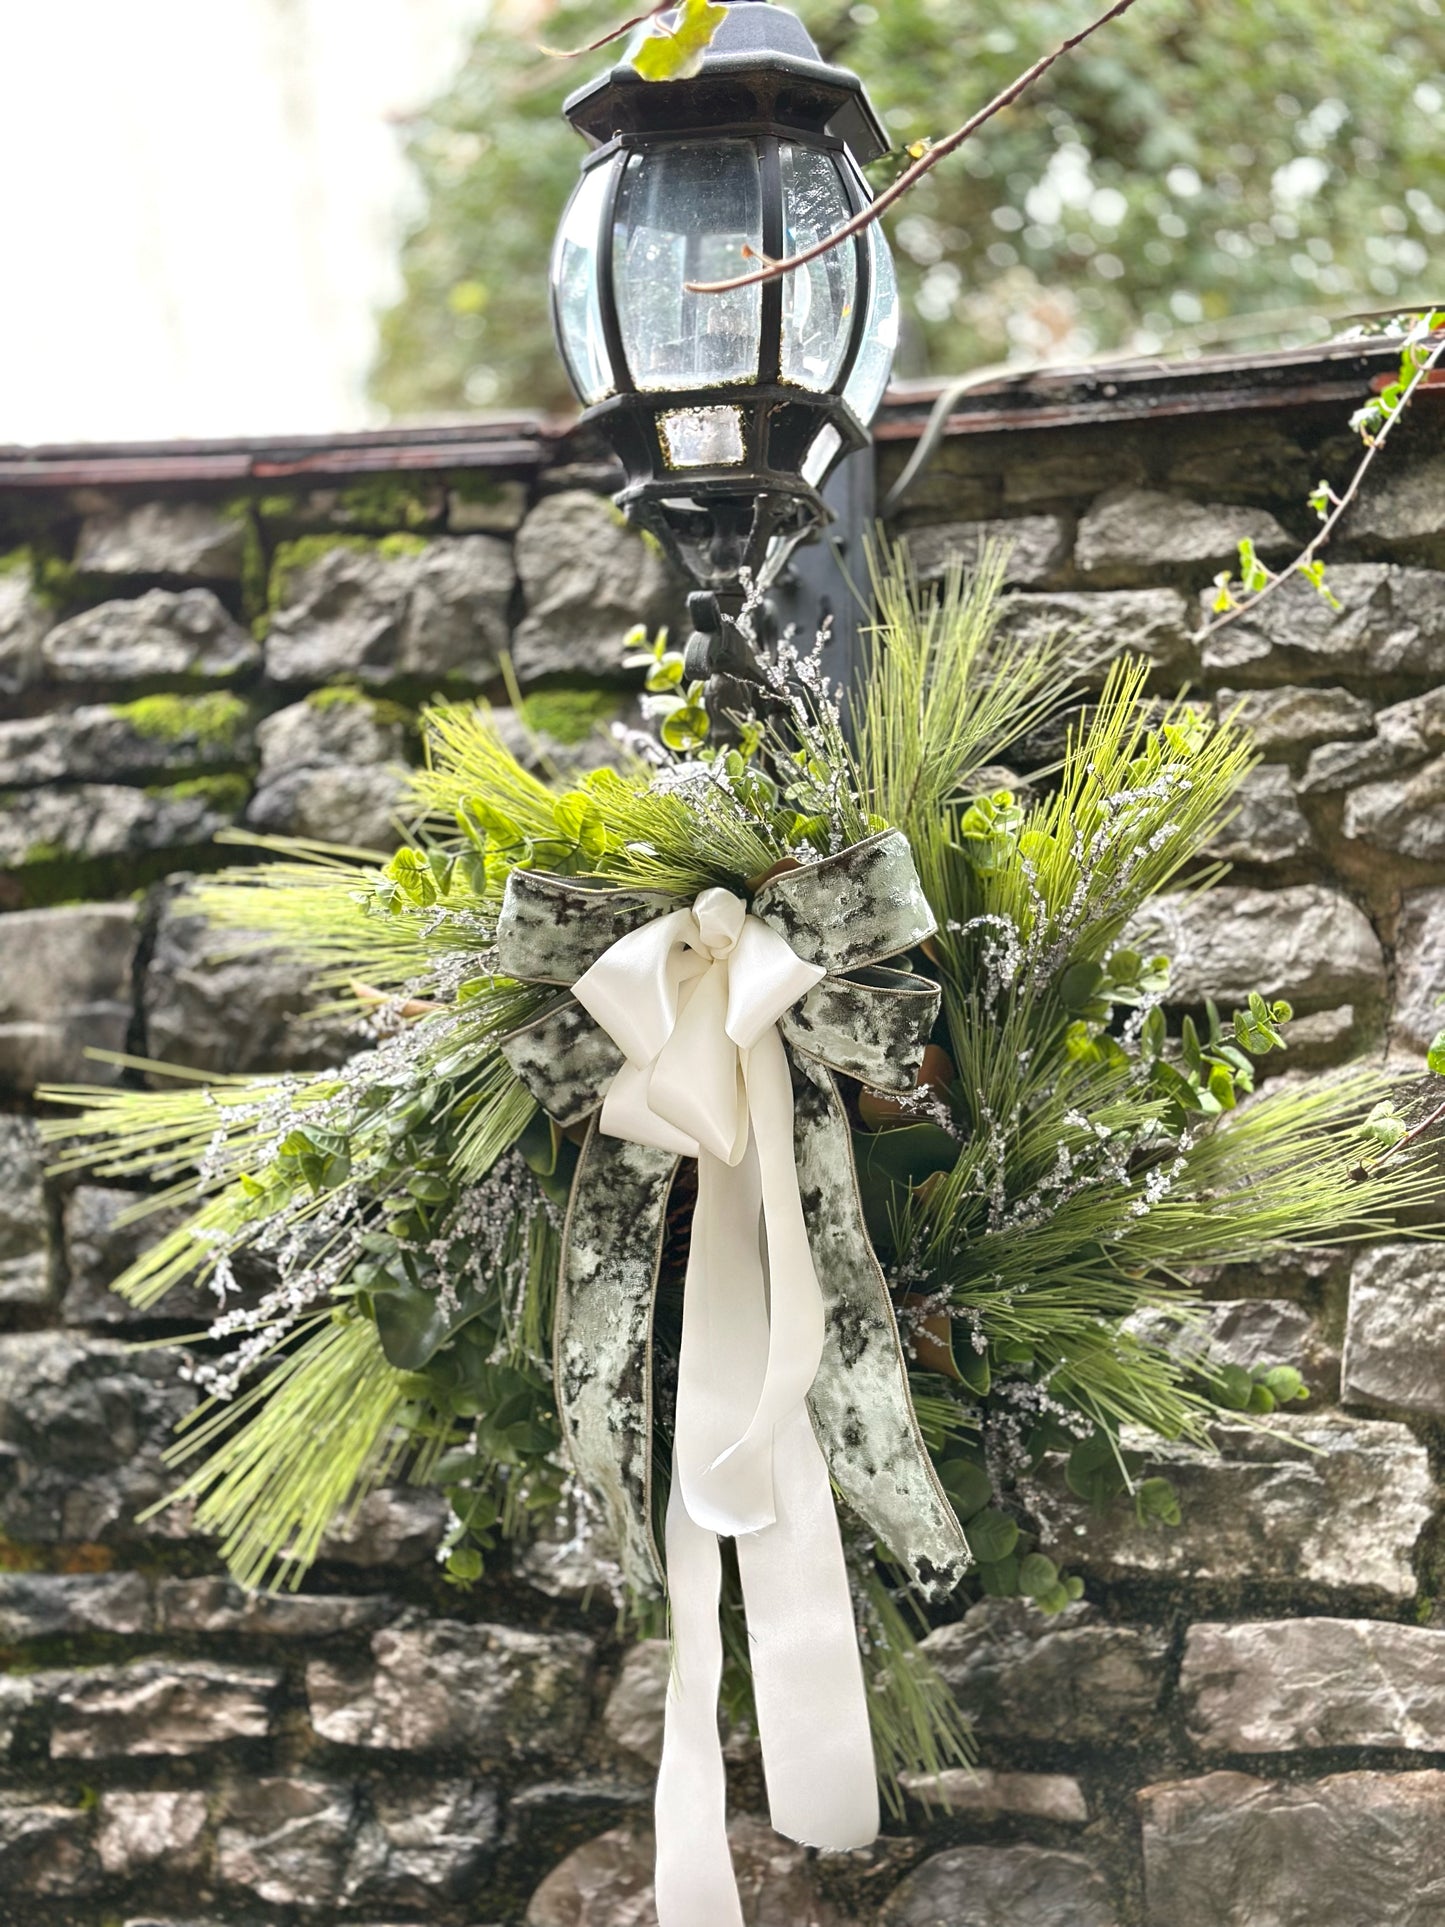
0;1331;195;1544
993;433;1146;508
1278;1003;1361;1069
342;1779;500;1909
245;762;408;851
143;882;358;1075
49;1660;281;1757
0;1676;37;1756
75;499;247;580
1392;885;1445;1052
449;478;528;532
919;1601;1169;1743
996;587;1195;680
0;1794;101;1898
156;1575;399;1638
1127;1297;1333;1397
246;693;414;847
512;490;678;681
1215;684;1374;756
902;514;1068;586
0;566;51;696
0;1115;49;1306
603;1640;670;1768
265;535;513;686
62;1185;209;1327
0;902;139;1093
1138;1769;1445;1927
1134;884;1385;1012
1077;486;1289;582
1299;686;1445;793
600;1639;751;1773
120;1920;227;1927
0;1571;152;1641
256;693;411;772
316;1485;449;1568
1341;450;1445;564
95;1789;210;1878
898;1768;1089;1823
525;1815;853;1927
1181;1617;1445;1752
1202;1298;1333;1389
1343;1243;1445;1416
216;1776;357;1909
1343;751;1445;861
1199;564;1445;684
1163;422;1316;501
306;1617;594;1758
0;697;256;786
883;1845;1118;1927
42;587;260;684
1204;762;1315;866
0;778;243;869
1049;1413;1433;1599
515;1493;625;1602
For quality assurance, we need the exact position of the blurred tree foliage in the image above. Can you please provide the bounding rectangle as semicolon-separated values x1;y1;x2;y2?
372;0;1444;418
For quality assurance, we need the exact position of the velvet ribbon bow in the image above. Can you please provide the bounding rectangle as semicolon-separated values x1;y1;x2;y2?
495;830;969;1927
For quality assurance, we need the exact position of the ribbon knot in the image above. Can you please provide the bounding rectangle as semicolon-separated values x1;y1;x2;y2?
574;885;824;1165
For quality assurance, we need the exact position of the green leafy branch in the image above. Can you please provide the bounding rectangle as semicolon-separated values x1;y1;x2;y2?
1200;308;1445;639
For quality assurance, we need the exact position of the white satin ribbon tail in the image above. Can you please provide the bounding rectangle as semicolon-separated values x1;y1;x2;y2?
573;887;879;1926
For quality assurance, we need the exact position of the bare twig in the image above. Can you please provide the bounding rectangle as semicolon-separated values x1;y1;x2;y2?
539;1;669;61
683;0;1144;295
1194;318;1445;644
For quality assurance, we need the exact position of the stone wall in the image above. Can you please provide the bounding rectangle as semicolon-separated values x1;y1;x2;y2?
1;370;1444;1927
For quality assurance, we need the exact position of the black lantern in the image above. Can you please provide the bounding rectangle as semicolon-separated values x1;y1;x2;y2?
550;0;898;596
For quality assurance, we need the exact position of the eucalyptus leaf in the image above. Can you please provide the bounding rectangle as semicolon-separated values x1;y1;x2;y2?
963;1507;1020;1563
370;1279;490;1371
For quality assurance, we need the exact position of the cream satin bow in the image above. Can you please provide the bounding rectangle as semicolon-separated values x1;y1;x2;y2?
573;887;880;1927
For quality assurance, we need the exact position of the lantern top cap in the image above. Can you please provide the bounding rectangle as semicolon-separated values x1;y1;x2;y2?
562;0;890;164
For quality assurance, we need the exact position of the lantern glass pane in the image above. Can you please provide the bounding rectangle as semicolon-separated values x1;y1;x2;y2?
658;404;747;468
841;210;899;427
551;161;615;406
779;146;857;392
801;422;843;487
614;143;763;391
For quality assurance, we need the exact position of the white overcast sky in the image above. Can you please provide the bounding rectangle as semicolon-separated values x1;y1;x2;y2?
0;0;488;447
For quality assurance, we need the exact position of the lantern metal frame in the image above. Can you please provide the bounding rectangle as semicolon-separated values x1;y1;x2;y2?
551;1;894;594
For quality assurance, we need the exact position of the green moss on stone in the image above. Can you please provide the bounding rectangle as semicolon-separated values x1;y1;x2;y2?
268;534;371;608
519;687;620;745
335;478;438;532
305;684;415;730
0;546;31;580
237;512;268;623
112;692;251;752
268;531;429;609
31;552;82;610
449;472;511;506
20;840;67;868
376;531;428;561
151;773;250;814
255;491;302;522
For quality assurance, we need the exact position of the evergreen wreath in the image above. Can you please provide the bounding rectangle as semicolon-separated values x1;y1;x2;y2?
42;548;1438;1807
